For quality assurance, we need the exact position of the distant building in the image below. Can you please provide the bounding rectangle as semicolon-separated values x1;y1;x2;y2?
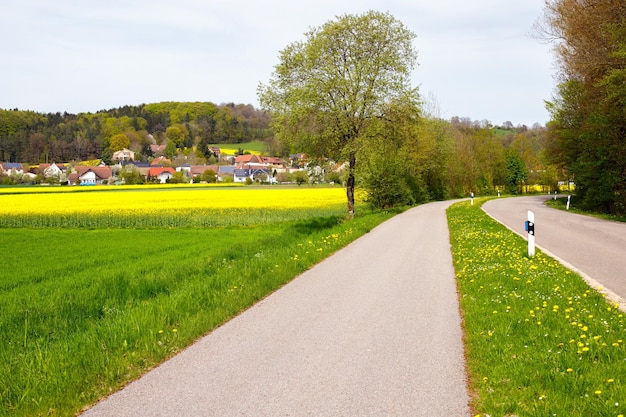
112;148;135;162
67;166;112;186
148;167;175;183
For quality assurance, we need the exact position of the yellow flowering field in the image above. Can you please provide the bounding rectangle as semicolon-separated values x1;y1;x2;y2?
0;186;349;227
0;182;239;194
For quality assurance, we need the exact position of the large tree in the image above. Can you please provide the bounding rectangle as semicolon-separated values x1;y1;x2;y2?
258;10;419;216
539;0;626;214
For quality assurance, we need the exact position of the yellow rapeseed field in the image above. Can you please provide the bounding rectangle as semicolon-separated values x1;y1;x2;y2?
0;186;346;215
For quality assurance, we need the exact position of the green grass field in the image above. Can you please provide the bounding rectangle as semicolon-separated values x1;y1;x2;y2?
0;186;397;416
448;198;626;416
210;140;267;155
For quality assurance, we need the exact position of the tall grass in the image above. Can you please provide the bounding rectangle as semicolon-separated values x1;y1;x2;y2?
0;207;346;228
0;210;396;417
448;199;626;416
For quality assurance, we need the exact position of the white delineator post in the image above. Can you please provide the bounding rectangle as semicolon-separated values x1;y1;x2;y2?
527;210;535;257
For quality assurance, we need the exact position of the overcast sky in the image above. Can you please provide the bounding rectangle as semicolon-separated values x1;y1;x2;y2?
0;0;556;127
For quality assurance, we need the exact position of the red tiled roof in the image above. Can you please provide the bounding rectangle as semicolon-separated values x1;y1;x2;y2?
234;154;262;164
148;167;175;176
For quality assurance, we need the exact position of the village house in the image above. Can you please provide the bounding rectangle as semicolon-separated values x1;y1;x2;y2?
261;156;285;169
37;163;68;183
125;162;152;178
208;147;221;159
176;165;221;181
233;154;263;165
148;167;175;183
216;165;234;181
68;166;113;186
0;162;24;176
234;166;275;183
112;148;135;162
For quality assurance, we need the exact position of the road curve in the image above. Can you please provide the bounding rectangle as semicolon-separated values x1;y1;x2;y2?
483;196;626;308
81;201;470;417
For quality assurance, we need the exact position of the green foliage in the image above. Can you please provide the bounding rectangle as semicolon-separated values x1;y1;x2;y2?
165;125;188;148
108;133;130;152
361;162;414;209
168;171;187;184
292;170;308;186
448;199;626;415
504;149;528;194
118;166;144;185
164;140;177;159
201;169;217;183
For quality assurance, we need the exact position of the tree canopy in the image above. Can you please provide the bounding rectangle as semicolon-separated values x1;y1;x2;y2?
0;102;272;164
258;10;419;215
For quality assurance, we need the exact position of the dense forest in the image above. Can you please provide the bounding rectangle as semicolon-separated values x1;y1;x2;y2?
0;102;272;164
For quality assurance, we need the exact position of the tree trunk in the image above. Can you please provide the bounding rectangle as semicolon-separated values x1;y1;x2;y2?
346;153;356;218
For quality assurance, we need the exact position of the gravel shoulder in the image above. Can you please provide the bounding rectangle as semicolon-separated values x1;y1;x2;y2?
82;201;470;417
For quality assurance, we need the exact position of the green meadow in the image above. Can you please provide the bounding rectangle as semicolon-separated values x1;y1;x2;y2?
448;198;626;416
0;204;397;416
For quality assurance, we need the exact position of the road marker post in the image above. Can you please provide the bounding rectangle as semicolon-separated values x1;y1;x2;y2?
525;210;535;257
566;195;571;210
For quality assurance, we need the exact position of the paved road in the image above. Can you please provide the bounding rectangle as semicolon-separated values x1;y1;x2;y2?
483;196;626;308
82;201;470;417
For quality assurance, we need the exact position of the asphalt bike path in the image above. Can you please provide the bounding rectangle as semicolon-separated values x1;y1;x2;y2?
483;195;626;310
82;200;470;416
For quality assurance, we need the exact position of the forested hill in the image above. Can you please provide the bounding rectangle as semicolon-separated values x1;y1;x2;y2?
0;102;272;164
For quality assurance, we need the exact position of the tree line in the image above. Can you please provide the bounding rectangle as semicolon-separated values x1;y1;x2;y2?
538;0;626;216
0;102;272;164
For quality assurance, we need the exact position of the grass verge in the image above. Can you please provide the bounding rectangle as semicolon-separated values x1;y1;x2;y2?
0;209;397;417
447;198;626;416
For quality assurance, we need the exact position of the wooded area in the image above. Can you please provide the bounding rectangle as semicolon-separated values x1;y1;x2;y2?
0;102;272;164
